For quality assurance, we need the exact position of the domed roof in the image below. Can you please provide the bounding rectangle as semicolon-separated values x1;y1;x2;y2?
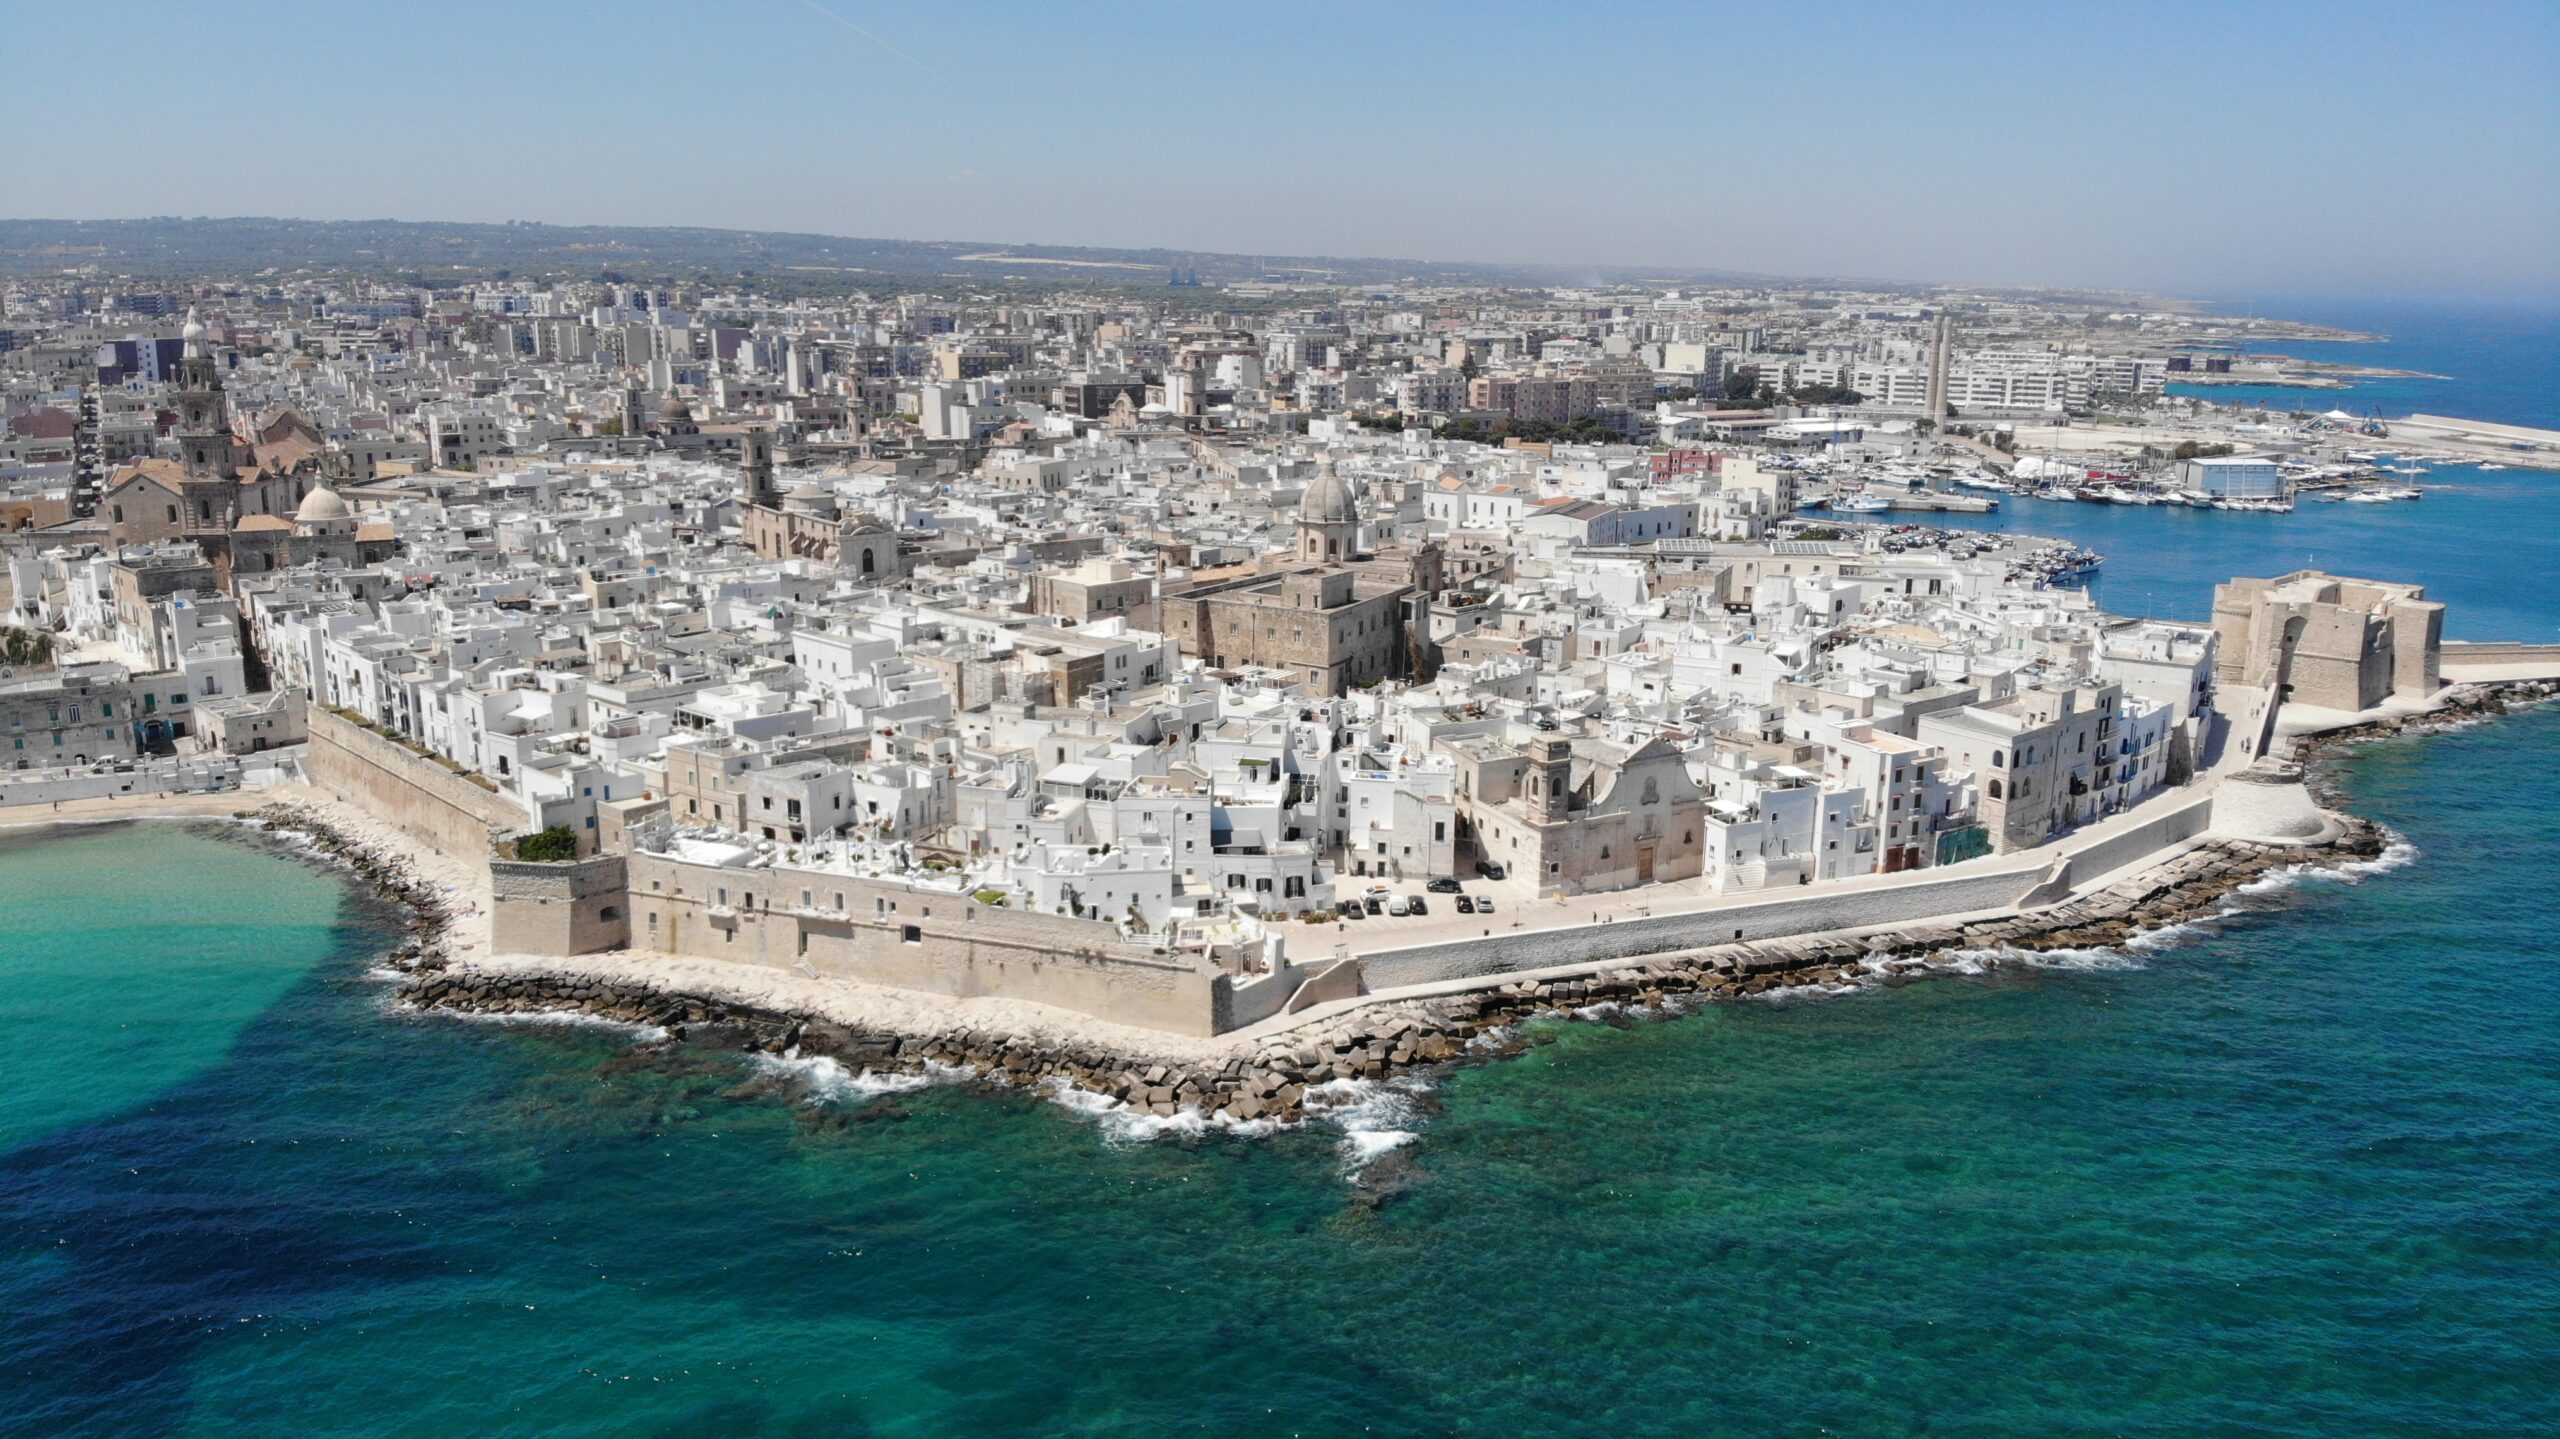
295;485;351;523
1300;468;1359;527
661;393;693;422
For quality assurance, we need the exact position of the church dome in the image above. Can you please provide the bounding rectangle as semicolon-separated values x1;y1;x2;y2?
1300;469;1359;527
295;485;351;523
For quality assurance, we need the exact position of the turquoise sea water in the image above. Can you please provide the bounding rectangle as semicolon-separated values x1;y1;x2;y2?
3;710;2556;1436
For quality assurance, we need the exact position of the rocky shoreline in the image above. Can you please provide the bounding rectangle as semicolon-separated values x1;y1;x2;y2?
246;801;460;972
392;825;2382;1130
2293;678;2558;805
383;677;2553;1136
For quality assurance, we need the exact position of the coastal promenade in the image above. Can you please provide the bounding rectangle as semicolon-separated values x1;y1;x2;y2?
2439;641;2560;684
1251;689;2282;1037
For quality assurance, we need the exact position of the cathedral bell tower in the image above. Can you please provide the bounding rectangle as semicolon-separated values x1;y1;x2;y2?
175;309;232;483
740;427;778;509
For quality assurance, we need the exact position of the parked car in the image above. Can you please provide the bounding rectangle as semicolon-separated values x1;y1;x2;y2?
1386;894;1410;916
1337;900;1361;918
1408;896;1429;916
1362;896;1383;915
1426;877;1461;894
1455;895;1476;914
1476;897;1496;914
1476;860;1507;880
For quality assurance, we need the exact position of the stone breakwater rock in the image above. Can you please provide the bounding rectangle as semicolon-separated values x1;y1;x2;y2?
2295;678;2557;806
394;826;2382;1130
249;802;458;973
398;968;1324;1125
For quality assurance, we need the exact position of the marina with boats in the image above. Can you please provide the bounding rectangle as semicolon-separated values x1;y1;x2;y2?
1781;421;2480;524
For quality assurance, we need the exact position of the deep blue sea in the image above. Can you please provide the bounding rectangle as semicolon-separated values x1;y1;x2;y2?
2161;296;2560;430
1;302;2554;1436
1937;300;2560;642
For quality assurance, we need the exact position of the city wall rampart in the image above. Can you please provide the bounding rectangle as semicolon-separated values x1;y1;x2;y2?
1356;780;2224;995
2440;641;2560;666
1357;861;2042;990
491;854;631;956
617;852;1285;1038
305;706;521;863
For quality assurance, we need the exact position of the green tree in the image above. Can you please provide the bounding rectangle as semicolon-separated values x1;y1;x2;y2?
1;627;56;667
509;826;581;863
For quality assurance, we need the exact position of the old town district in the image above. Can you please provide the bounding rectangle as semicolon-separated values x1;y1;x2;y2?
1;284;2443;1035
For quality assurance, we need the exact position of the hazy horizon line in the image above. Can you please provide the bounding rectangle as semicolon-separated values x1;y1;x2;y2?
8;211;2556;309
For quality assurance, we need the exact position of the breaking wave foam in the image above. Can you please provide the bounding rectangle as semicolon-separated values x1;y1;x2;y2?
1302;1076;1432;1174
431;1004;669;1043
755;1052;968;1104
1035;1077;1285;1145
2236;832;2419;897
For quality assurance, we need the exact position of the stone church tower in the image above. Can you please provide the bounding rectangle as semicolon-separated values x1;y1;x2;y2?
174;311;240;483
740;428;778;509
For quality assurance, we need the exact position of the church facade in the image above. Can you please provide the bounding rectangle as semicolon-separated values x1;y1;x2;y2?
733;428;904;579
97;319;392;581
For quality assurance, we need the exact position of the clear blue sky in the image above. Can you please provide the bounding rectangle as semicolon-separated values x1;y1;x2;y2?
3;0;2554;300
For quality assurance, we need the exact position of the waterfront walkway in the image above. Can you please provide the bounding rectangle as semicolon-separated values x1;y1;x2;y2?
1317;692;2265;965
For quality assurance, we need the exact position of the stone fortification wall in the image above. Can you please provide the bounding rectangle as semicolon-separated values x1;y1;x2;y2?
2054;787;2220;887
1359;860;2043;990
2441;642;2560;665
402;820;2390;1129
1362;770;2233;994
621;853;1247;1037
305;706;520;862
491;854;632;956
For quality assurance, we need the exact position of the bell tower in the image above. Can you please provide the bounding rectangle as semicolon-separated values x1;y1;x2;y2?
174;310;232;483
1524;737;1575;823
739;427;778;508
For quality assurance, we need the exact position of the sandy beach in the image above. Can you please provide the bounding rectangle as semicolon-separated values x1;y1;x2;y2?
0;787;282;830
455;949;1244;1066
